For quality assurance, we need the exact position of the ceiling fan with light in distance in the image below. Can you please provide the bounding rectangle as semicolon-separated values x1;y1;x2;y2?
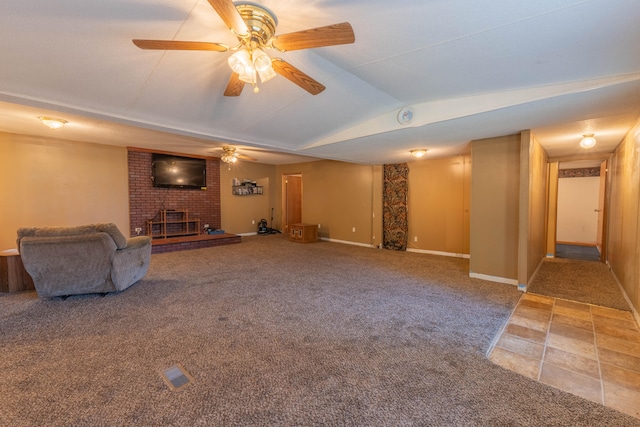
218;145;257;167
133;0;355;96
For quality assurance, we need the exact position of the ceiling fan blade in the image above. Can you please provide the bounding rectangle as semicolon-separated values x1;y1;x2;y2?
132;39;228;52
224;73;245;96
236;154;258;162
271;22;355;52
271;59;325;95
207;0;249;37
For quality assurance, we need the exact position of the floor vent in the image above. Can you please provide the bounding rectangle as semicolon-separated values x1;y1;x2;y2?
161;364;194;391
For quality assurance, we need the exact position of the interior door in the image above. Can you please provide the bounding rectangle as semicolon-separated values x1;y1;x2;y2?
557;176;599;244
283;174;302;234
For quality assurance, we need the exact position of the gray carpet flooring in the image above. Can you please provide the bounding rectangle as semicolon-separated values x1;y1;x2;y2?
1;236;637;426
528;258;631;311
556;244;600;262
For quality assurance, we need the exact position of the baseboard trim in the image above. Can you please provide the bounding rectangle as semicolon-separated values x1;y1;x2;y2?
407;248;470;259
469;272;518;286
556;241;598;247
608;262;640;327
319;237;374;248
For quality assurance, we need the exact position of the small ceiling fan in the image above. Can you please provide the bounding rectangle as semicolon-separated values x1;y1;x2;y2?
133;0;355;96
219;145;257;164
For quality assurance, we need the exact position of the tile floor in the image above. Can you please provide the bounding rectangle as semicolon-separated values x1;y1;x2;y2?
489;293;640;419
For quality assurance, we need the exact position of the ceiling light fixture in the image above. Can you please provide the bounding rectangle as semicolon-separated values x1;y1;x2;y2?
221;146;239;169
221;152;238;164
410;149;427;159
228;47;276;93
579;133;596;149
38;116;67;129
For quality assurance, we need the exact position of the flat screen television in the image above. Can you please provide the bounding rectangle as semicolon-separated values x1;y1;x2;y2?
152;154;206;189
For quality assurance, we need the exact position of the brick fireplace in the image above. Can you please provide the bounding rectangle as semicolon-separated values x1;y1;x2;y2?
127;148;237;252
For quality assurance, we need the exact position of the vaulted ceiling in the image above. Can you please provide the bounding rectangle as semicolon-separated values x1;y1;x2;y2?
1;0;639;165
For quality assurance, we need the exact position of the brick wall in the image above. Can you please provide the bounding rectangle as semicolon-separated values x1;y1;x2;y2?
127;149;221;237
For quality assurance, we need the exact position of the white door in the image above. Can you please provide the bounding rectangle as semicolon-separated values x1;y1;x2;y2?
556;175;600;244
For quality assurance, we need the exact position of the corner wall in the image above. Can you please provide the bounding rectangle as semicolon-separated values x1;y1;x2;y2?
607;119;640;315
275;160;380;245
470;134;521;283
220;161;277;234
469;132;548;287
518;131;548;287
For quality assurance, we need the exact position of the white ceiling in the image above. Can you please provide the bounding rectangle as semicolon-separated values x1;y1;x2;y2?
1;0;639;165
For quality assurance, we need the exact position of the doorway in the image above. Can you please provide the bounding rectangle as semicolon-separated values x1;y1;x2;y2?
282;174;302;235
554;160;606;261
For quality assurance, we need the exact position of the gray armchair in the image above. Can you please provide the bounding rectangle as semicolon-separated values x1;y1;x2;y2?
17;223;151;298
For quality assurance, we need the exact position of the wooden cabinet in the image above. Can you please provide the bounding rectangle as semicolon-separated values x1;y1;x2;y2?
0;250;35;293
289;223;318;243
147;209;201;239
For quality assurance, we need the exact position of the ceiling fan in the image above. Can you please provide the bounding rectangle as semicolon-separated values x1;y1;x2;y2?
219;145;257;164
133;0;355;96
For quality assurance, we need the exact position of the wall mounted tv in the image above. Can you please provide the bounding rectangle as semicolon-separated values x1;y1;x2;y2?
152;154;206;189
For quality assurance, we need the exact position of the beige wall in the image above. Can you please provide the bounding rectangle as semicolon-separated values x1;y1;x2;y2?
220;161;277;234
267;157;471;252
470;134;521;282
518;131;548;286
407;155;471;255
0;133;129;250
0;133;466;253
607;119;640;315
545;162;559;257
276;160;381;245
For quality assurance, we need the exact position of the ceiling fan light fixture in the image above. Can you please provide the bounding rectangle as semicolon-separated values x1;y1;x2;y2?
257;65;276;83
221;153;238;163
253;48;276;83
410;149;427;159
221;146;240;165
229;47;275;87
38;116;67;129
240;68;257;84
228;49;251;75
252;48;271;72
580;133;596;149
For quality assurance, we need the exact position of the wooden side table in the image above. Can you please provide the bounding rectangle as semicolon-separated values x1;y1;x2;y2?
0;249;35;293
289;223;318;243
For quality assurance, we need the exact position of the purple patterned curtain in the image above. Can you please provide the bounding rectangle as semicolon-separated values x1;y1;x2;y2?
383;163;409;251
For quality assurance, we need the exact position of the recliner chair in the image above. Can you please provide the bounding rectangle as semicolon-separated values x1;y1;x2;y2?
17;223;152;298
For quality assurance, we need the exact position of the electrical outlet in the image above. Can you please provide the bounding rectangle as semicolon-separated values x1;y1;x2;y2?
318;224;321;229
352;227;356;232
414;236;418;242
252;220;255;225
